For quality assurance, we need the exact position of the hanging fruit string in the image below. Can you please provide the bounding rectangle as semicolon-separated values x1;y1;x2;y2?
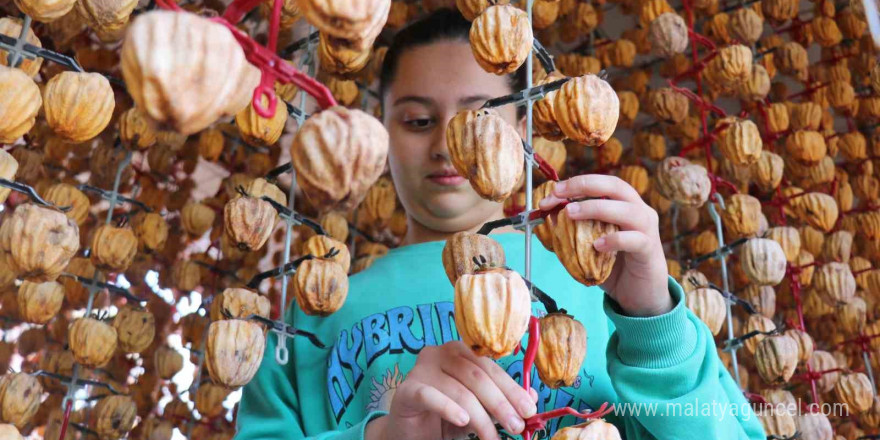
154;0;337;116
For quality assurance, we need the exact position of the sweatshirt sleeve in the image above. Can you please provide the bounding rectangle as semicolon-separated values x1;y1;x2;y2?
603;277;766;440
235;332;386;440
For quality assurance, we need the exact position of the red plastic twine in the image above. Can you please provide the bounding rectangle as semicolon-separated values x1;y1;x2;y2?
153;0;337;117
58;399;73;440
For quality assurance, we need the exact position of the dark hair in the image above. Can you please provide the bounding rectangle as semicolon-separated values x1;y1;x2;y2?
378;8;527;102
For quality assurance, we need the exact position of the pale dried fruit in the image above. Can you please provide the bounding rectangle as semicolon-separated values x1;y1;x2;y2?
814;262;856;306
155;345;183;380
783;328;813;363
617;165;649;196
181;202;216;237
171;260;200;292
16;281;64;325
442;232;506;285
119;107;158;150
42;183;90;226
317;34;371;75
224;195;276;252
43;71;114;143
822;230;852;263
718;118;762;165
205;319;266;388
210;288;270;321
469;5;533;74
532;181;557;251
785;131;827;164
235;96;288;147
299;234;349;273
131;212;168;253
535;314;586;388
292;258;349;316
751;150;785;192
358;177;397;228
759;411;796;439
195;382;230;419
299;0;389;43
534;72;567;141
656;157;712;207
68;317;117;368
646;87;689;123
729;7;763;44
720;194;762;238
0;204;79;282
792;192;838;232
742;285;776;318
834;373;873;413
291;106;389;212
796;413;833;440
740;238;787;286
112;305;155;353
14;0;76;22
553;74;619;146
90;225;138;272
93;395;136;439
0;19;43;76
0;373;42;429
704;45;752;86
685;288;726;335
0;67;42;144
765;226;801;262
755;334;799;384
552;419;622;440
650;13;688;56
552;209;619;286
454;265;530;358
121;11;260;135
446;109;524;201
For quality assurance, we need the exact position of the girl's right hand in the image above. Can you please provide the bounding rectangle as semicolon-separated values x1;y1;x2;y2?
366;341;537;440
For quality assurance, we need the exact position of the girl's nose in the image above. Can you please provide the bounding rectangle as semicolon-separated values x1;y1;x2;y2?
429;114;454;161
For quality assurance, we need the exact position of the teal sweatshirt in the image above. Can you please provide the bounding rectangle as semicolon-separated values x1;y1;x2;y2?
235;233;766;440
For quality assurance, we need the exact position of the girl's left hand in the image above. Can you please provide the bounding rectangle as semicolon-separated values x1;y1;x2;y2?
539;174;673;317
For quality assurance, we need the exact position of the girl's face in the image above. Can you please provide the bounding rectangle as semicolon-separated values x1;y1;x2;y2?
383;40;519;234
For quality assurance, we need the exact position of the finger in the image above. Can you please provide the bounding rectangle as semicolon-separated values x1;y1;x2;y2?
471;356;537;419
436;376;503;440
529;387;538;402
552;175;642;204
399;382;470;428
451;343;535;418
594;230;655;255
538;193;566;211
441;356;525;434
563;199;657;232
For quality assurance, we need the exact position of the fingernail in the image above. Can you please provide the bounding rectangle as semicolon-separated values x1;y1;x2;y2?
519;398;537;418
554;181;566;193
594;238;606;250
566;203;580;214
507;415;524;433
456;410;469;426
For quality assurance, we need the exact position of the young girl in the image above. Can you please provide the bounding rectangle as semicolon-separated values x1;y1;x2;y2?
236;9;765;440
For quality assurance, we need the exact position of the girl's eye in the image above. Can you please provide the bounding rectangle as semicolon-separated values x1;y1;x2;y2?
403;118;434;130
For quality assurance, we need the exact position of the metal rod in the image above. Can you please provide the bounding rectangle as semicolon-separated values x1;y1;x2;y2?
864;350;877;394
524;0;535;299
708;199;741;388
